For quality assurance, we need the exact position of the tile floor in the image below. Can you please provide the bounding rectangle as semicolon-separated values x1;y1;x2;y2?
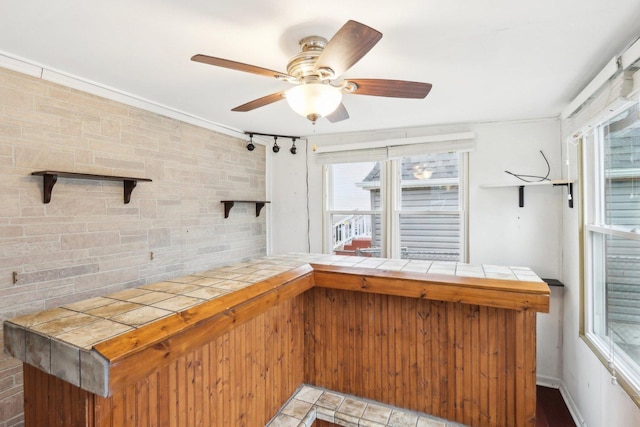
266;384;467;427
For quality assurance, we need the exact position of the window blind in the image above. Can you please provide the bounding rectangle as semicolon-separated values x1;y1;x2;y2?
314;132;475;165
387;138;474;158
314;147;389;165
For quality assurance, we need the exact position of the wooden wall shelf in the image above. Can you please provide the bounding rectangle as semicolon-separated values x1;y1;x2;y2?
31;171;152;204
221;200;270;218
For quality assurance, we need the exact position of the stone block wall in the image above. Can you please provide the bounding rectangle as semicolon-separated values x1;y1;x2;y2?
0;66;266;426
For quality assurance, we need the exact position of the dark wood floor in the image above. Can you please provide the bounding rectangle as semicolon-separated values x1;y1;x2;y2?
313;385;576;427
536;386;576;427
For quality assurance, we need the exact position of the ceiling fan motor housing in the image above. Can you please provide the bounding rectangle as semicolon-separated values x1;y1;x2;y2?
286;36;333;82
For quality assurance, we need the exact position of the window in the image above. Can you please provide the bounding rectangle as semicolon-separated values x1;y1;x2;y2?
584;101;640;400
325;151;466;261
326;161;384;257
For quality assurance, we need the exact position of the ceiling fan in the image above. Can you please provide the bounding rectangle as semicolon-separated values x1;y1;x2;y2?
191;20;432;123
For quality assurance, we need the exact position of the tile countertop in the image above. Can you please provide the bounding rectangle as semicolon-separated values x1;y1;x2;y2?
3;253;544;396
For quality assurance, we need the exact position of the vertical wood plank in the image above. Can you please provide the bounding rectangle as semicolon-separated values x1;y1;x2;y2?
200;344;210;426
471;304;480;427
136;378;149;427
505;310;516;427
363;292;372;398
515;310;526;426
520;310;537;426
497;308;507;427
21;285;541;427
416;298;429;414
94;395;113;427
157;363;170;427
124;383;136;425
454;302;464;422
479;305;490;426
375;292;385;403
407;297;418;412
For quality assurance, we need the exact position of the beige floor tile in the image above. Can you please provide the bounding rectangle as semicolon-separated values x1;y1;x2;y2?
282;398;313;418
362;403;392;424
337;397;367;417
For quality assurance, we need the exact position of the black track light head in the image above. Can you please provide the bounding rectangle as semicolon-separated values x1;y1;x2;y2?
272;136;280;153
290;138;297;155
246;134;255;151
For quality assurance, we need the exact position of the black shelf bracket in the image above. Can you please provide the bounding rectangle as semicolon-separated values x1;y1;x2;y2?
519;186;524;208
552;182;574;208
221;200;270;218
514;182;573;208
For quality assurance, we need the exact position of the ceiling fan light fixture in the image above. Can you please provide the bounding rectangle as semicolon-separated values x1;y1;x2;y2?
285;83;342;122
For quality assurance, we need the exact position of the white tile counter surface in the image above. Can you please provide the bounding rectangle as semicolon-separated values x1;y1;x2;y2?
3;253;543;398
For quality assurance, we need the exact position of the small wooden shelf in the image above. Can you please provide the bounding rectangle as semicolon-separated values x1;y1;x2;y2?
542;278;565;287
480;179;574;208
221;200;270;218
31;171;152;204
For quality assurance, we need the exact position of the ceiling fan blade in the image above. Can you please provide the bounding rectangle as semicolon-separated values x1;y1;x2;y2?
191;54;292;80
347;79;432;98
231;91;286;112
314;20;382;78
326;103;349;123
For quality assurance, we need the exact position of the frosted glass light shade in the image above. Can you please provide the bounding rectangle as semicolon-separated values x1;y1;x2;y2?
286;83;342;122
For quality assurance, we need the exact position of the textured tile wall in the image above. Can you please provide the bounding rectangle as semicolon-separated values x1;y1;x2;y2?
0;65;267;426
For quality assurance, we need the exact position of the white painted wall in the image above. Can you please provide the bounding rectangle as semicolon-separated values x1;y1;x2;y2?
268;138;312;254
468;120;563;277
270;118;565;385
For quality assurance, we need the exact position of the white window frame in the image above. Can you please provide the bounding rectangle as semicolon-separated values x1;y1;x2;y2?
323;161;387;255
582;100;640;404
323;152;468;261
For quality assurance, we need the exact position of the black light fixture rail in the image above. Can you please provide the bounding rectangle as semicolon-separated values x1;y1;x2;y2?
244;131;301;154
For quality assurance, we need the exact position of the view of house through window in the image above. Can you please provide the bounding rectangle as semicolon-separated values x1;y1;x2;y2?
585;101;640;392
328;161;383;257
397;153;462;260
326;152;464;261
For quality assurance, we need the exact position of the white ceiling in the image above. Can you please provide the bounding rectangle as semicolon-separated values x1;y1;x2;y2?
2;0;640;138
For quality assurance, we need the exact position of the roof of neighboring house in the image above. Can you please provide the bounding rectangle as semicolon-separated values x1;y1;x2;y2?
362;152;459;183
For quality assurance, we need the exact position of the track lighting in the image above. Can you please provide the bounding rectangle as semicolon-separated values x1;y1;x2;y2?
243;131;301;155
246;133;255;151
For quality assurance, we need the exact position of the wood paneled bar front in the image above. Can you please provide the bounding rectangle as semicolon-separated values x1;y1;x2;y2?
4;255;549;427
